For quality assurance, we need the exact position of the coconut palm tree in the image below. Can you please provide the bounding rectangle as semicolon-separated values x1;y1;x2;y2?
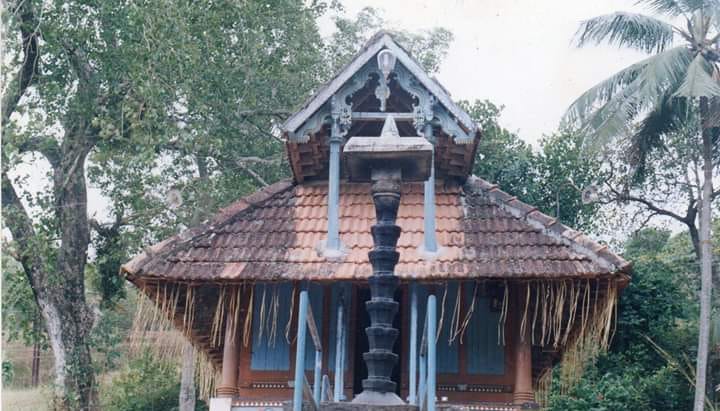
565;1;719;409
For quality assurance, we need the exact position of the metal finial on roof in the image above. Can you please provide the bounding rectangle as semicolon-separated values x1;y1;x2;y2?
380;115;400;138
377;49;397;81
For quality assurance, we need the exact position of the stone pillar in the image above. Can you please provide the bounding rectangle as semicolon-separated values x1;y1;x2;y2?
513;286;536;408
216;314;239;398
353;168;404;405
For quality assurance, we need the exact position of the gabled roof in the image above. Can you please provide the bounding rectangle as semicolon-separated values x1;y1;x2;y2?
121;177;630;283
281;31;479;137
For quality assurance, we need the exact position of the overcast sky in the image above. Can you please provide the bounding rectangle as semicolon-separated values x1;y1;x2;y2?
338;0;650;145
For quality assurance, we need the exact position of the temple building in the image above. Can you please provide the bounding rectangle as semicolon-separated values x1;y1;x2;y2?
122;32;630;411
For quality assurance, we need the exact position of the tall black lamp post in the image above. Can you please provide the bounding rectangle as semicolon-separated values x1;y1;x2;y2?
344;115;433;405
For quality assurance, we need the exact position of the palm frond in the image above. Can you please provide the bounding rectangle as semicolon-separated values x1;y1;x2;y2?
706;97;720;128
641;46;695;103
567;47;693;151
630;97;690;181
579;77;644;151
575;12;675;53
565;57;649;125
688;9;712;41
708;0;720;31
566;47;691;124
636;0;688;17
674;53;720;97
680;0;715;13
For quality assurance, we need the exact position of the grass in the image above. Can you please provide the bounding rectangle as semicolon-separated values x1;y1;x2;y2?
2;386;50;411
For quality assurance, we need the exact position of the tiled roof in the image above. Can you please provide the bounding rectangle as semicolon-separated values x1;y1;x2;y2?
122;177;630;282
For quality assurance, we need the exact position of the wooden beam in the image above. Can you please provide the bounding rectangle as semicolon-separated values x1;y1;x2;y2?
303;375;318;411
351;112;415;121
322;374;334;403
306;302;322;351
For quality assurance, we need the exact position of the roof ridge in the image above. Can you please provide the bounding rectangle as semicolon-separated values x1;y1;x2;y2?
464;175;631;275
121;179;295;277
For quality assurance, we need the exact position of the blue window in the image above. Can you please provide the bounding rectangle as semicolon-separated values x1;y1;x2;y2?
464;284;505;375
250;283;293;371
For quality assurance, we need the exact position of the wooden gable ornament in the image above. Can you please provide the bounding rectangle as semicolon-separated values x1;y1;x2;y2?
281;31;482;183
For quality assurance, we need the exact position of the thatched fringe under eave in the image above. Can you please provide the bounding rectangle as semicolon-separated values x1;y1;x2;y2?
523;277;621;405
127;275;623;402
128;282;223;400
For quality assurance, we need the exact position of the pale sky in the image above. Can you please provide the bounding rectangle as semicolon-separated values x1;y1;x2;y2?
338;0;650;144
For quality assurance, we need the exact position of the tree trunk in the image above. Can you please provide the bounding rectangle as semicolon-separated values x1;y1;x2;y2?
693;98;714;411
2;142;98;410
48;132;97;410
177;155;208;411
179;341;196;411
39;293;97;411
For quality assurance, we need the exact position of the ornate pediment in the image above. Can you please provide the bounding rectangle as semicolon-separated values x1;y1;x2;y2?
283;32;480;182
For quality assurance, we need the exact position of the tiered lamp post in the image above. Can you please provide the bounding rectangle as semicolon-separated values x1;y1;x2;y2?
344;114;433;405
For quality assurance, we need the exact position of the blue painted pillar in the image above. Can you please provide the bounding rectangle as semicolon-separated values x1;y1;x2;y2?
321;374;330;402
293;290;309;411
408;283;419;404
418;349;427;410
423;124;437;253
313;349;322;405
333;295;344;401
427;294;437;411
327;126;342;251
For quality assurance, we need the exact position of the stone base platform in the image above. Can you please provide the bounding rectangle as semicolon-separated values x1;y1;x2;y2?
281;401;521;411
282;402;418;411
320;403;418;411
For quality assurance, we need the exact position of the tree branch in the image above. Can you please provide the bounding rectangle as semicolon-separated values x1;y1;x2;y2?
608;185;690;224
236;156;282;165
245;117;284;143
2;0;40;126
238;109;291;119
62;41;95;84
1;171;45;291
235;160;269;187
89;209;124;237
15;136;62;168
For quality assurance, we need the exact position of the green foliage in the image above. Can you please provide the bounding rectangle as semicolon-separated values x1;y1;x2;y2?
102;353;207;411
535;129;600;231
1;253;45;348
325;6;453;74
91;228;129;307
462;99;600;230
548;366;649;411
88;291;136;371
463;100;539;202
2;361;14;386
548;227;697;410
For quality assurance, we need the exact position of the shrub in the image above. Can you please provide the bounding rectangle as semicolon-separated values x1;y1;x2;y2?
2;361;14;386
102;353;181;411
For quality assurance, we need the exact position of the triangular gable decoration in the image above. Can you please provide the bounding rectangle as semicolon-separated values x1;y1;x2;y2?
282;32;479;146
